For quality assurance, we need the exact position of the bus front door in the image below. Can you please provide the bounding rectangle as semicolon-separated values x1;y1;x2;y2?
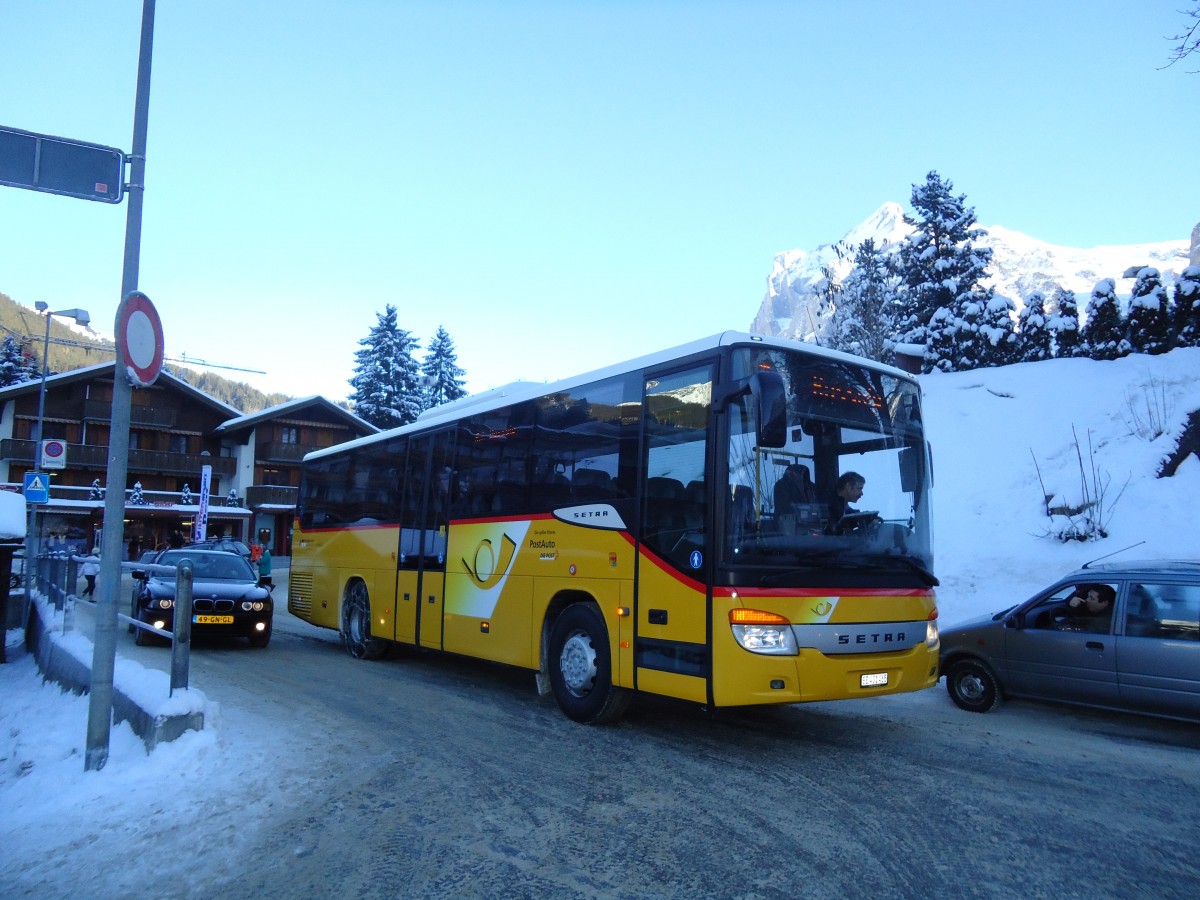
411;431;452;651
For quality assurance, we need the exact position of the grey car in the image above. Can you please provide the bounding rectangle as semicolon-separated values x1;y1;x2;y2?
940;560;1200;722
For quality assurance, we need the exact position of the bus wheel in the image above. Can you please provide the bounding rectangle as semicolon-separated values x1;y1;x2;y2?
548;603;630;725
341;581;386;660
945;659;1001;713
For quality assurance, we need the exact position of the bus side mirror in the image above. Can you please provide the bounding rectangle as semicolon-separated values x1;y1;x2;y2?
749;369;786;448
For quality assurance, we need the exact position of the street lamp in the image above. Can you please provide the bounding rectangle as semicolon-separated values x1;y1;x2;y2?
29;302;91;566
33;301;91;451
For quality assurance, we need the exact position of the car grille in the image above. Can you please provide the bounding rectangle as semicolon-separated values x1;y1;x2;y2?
192;598;235;613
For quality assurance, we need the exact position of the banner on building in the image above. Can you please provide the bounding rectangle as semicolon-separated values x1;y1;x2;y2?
196;465;212;542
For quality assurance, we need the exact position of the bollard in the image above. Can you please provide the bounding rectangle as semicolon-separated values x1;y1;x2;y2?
169;560;193;696
66;554;79;603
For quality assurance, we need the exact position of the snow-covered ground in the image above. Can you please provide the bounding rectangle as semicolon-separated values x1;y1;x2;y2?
3;346;1199;892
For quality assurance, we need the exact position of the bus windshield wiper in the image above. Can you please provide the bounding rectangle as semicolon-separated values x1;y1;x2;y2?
890;554;939;587
759;553;938;587
758;551;861;585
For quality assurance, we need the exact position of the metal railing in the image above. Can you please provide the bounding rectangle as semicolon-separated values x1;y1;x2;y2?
29;550;193;694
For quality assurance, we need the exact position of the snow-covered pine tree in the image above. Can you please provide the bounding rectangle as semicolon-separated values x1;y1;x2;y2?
1016;292;1053;363
0;336;38;387
348;304;424;429
130;481;147;505
1047;284;1082;358
181;484;193;504
976;293;1019;367
1173;265;1200;347
421;325;468;409
89;479;104;501
823;238;902;363
895;171;995;373
1079;279;1130;360
814;246;846;339
923;305;962;373
227;489;240;508
1125;267;1172;355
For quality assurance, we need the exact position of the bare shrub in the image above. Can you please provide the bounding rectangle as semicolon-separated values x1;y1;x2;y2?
1031;426;1129;542
1121;372;1173;441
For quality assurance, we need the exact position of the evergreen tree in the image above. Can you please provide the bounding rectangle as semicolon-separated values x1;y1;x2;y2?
1079;279;1129;360
0;336;38;387
1173;265;1200;347
89;479;104;501
181;484;193;504
227;489;240;508
823;238;902;363
348;304;424;429
130;482;147;505
421;325;468;409
1047;284;1082;358
894;172;995;373
1125;267;1172;355
923;305;961;373
1016;292;1053;363
976;293;1019;367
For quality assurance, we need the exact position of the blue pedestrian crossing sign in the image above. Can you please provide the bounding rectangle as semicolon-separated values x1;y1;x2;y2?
23;472;50;504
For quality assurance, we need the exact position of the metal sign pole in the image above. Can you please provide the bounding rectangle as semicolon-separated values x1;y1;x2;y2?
86;0;156;773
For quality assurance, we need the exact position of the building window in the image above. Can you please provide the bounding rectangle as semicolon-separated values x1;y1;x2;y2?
282;427;299;445
170;434;188;454
129;430;141;450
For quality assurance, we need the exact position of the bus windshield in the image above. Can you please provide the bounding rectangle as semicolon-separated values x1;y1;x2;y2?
723;347;934;586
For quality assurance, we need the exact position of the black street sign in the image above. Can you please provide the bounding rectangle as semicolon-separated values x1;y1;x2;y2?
0;125;125;203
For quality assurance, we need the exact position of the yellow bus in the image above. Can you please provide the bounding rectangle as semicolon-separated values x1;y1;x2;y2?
289;332;939;723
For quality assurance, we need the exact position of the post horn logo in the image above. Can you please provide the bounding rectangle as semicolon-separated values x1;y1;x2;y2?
463;533;518;589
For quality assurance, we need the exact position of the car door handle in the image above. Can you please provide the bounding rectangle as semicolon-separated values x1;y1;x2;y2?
1085;641;1105;651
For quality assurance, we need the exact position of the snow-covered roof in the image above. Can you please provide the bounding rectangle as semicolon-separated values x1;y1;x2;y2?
214;395;376;435
0;488;26;540
0;362;243;418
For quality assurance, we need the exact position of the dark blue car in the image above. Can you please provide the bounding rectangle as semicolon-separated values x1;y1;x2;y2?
131;548;273;648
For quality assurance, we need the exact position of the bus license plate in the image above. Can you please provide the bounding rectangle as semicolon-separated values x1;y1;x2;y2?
860;672;888;687
194;615;233;625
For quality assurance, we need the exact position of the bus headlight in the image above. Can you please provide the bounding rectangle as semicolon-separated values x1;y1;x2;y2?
926;619;939;648
730;609;798;655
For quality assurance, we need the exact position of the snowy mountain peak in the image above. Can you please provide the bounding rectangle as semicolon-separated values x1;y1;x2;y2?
752;205;1193;342
841;201;908;249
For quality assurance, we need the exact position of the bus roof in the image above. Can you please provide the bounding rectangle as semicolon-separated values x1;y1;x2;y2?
306;331;915;462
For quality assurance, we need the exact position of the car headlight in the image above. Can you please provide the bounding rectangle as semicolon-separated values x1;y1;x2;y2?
241;600;265;611
730;609;798;655
157;598;174;609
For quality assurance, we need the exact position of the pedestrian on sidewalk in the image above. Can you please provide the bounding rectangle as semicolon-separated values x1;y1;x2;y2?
257;545;273;588
80;549;101;597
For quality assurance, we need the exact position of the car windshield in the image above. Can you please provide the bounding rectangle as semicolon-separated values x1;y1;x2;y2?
722;347;934;586
155;552;255;581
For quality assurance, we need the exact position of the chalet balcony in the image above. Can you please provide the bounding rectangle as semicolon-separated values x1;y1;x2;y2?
83;398;178;428
256;441;315;463
0;439;236;477
246;485;299;508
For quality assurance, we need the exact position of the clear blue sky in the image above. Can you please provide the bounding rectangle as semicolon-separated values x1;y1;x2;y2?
2;1;1196;402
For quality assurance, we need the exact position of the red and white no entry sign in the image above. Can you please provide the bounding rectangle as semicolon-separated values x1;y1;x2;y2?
117;290;164;386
